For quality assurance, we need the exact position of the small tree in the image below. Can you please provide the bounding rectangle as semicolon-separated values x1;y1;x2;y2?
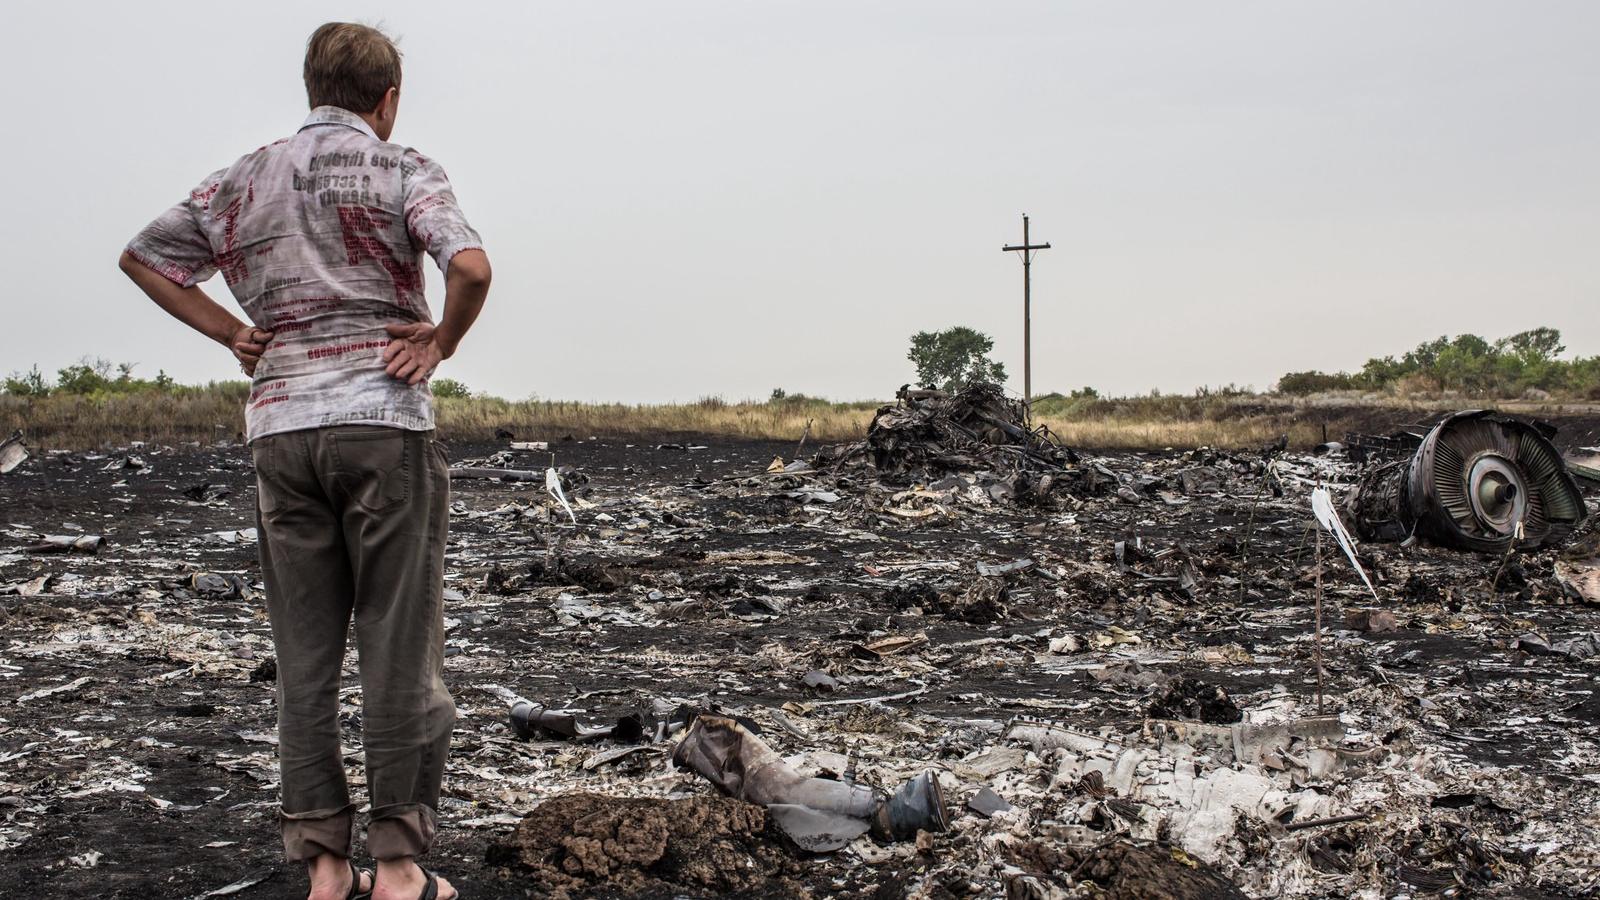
55;358;119;395
3;365;50;396
1496;327;1564;362
908;327;1007;391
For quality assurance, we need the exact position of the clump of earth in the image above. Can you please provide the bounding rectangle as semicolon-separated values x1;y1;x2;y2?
490;793;804;898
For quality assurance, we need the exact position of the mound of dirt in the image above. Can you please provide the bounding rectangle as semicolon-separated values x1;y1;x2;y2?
1007;839;1246;900
492;793;804;898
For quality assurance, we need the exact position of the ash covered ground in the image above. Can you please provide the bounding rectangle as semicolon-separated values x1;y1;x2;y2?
4;413;1600;898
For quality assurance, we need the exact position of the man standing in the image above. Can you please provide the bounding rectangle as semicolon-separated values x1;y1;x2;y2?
119;23;487;900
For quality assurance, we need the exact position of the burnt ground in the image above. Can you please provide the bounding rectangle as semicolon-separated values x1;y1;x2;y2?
2;429;1600;897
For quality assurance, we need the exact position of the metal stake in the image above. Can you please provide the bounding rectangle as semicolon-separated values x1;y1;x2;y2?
1314;524;1325;714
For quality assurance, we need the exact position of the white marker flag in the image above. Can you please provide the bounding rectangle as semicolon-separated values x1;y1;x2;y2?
1310;486;1378;600
546;467;578;525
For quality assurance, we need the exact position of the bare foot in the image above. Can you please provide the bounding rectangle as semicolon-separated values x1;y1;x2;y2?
373;859;456;900
306;855;372;900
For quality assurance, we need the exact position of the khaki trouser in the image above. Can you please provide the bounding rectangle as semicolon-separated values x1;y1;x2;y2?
251;425;455;861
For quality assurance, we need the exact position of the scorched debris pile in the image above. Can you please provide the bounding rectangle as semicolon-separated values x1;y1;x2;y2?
817;383;1096;504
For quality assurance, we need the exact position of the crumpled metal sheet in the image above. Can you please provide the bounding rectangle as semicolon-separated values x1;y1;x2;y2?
0;431;27;475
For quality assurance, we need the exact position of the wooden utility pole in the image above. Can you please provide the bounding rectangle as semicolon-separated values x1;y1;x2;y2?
1002;214;1050;415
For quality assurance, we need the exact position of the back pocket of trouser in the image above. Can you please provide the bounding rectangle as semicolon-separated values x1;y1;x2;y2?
251;436;289;516
329;428;411;512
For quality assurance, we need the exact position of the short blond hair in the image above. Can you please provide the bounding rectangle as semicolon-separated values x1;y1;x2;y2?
303;22;403;113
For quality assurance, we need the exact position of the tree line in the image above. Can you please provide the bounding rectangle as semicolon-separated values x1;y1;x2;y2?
1275;327;1600;398
10;326;1594;403
2;358;473;399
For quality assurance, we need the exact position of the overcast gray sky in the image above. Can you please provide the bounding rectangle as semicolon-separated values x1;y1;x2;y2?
2;1;1596;402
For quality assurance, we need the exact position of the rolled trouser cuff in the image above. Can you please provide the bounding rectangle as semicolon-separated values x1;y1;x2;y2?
367;803;438;860
280;804;356;861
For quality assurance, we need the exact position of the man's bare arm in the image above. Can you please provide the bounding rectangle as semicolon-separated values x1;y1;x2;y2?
383;249;492;385
117;251;274;374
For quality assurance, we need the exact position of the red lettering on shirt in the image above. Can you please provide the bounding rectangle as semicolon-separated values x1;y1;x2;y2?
306;339;389;361
249;380;288;402
251;394;290;409
262;295;344;312
215;196;249;285
337;206;421;311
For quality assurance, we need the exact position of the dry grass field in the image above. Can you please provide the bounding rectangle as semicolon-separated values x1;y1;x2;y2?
6;386;1598;451
0;391;876;448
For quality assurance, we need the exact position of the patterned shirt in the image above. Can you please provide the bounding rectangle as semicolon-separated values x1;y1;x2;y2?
126;106;482;441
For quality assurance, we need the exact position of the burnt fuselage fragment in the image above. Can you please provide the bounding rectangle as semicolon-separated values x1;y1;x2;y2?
1347;410;1586;553
815;382;1085;504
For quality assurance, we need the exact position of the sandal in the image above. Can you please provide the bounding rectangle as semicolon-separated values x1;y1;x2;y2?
344;859;375;900
415;869;456;900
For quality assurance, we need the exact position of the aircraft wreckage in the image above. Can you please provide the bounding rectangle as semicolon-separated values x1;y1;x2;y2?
1346;409;1587;553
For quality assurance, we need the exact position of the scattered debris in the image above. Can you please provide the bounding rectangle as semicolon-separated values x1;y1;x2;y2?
198;869;275;897
508;700;646;743
25;534;103;554
1557;556;1600;603
16;676;93;704
3;421;1600;897
1146;675;1243;724
1344;608;1398;632
1563;448;1600;484
181;482;231;503
449;466;543;482
800;670;839;692
966;786;1011;818
1005;839;1247;900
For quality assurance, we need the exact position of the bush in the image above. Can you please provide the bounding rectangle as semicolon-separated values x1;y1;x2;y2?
768;390;830;409
1194;383;1251;398
1275;371;1358;395
430;377;472;399
1032;387;1107;418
